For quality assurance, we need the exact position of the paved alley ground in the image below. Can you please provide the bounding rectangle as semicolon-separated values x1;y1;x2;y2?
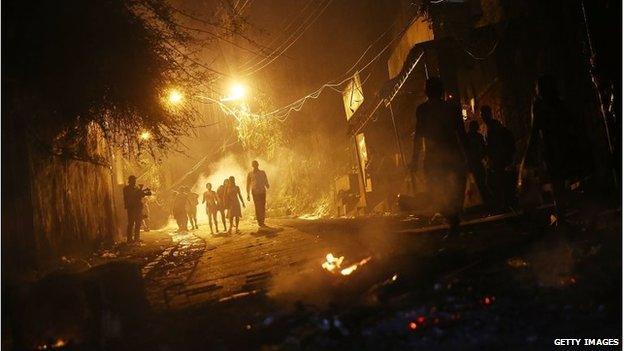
128;207;621;350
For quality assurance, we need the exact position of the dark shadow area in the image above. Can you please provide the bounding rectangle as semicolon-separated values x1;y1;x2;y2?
250;226;284;238
134;209;620;350
211;231;233;238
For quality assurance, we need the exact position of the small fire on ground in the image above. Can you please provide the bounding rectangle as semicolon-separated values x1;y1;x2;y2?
321;253;372;276
37;339;66;350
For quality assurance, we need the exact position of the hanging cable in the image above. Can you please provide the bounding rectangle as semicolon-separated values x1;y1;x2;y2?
242;0;334;75
169;2;276;55
265;15;419;121
239;0;318;69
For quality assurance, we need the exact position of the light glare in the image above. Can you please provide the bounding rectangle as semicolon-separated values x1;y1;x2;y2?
139;130;151;140
221;83;247;102
230;84;246;100
167;88;184;105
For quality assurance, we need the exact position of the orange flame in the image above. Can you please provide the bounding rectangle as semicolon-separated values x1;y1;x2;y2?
321;253;344;273
321;253;371;276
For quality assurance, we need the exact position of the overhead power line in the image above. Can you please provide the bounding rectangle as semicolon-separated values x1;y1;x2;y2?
164;40;232;79
169;3;276;56
174;22;269;57
236;0;253;13
264;14;419;122
242;0;334;76
238;0;317;69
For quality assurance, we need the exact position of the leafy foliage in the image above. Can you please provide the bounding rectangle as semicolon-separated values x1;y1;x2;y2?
235;111;284;158
3;0;208;158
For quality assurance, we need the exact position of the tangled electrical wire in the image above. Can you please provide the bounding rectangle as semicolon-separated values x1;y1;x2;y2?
261;14;420;122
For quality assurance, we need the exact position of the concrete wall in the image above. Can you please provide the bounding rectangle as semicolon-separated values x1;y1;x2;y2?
3;123;121;276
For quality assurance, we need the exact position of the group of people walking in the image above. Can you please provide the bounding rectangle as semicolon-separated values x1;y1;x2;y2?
172;160;270;235
172;185;200;232
412;75;576;236
200;176;245;234
123;161;270;241
123;161;269;242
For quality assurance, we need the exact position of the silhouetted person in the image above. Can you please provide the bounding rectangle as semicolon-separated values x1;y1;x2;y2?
481;105;516;210
172;187;188;232
216;179;228;232
522;75;575;215
367;146;398;211
466;120;491;207
123;175;147;242
410;77;467;236
226;176;245;234
186;187;199;230
141;195;150;232
202;183;219;234
246;160;269;227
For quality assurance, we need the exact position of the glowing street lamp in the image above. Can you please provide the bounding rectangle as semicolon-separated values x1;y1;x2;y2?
164;83;251;122
230;83;246;100
167;88;184;105
221;82;247;102
139;130;152;141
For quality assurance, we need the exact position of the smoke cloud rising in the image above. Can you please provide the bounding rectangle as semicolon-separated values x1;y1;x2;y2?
190;154;281;224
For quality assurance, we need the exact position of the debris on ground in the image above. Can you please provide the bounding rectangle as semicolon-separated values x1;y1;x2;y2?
506;257;529;268
99;250;119;259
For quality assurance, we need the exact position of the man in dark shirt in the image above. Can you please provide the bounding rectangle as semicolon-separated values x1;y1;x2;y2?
522;75;576;213
246;160;270;227
466;120;491;207
411;77;467;236
481;105;516;210
123;175;144;242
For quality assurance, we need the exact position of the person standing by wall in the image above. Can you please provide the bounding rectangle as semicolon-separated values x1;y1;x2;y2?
482;105;516;211
520;75;576;218
410;77;467;237
246;160;270;227
123;175;148;242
